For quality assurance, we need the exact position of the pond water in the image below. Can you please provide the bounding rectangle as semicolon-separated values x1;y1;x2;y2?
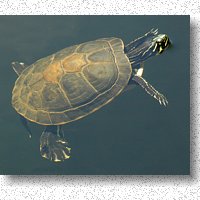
0;16;189;175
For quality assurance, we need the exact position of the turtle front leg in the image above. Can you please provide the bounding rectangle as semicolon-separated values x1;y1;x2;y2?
133;67;168;106
40;125;71;162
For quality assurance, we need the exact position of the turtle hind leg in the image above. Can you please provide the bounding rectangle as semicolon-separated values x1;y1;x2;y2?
40;126;71;162
19;115;32;138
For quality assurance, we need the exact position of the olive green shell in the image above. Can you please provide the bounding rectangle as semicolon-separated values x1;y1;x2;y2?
12;38;132;125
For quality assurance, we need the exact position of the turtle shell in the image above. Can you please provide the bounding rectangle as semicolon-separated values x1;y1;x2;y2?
12;38;132;125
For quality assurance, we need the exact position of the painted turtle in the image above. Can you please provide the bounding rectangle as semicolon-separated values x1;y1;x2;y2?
11;29;170;162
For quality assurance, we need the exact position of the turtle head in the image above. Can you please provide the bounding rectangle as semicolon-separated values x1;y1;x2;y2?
152;34;171;55
124;29;171;67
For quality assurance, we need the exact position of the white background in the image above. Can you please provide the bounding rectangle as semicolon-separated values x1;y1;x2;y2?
0;0;199;199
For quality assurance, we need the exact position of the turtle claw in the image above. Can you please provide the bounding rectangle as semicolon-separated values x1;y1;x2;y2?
40;131;71;162
154;92;168;106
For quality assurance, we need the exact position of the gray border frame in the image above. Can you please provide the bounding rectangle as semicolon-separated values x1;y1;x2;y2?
0;0;199;199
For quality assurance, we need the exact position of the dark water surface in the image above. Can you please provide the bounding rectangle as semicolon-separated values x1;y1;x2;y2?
0;16;189;175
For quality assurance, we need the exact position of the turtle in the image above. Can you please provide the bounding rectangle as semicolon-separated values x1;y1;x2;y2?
11;29;171;162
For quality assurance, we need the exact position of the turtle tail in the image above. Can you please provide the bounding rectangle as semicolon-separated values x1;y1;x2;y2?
124;28;158;67
40;125;71;162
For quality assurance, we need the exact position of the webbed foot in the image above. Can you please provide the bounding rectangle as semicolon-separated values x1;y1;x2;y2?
40;126;71;162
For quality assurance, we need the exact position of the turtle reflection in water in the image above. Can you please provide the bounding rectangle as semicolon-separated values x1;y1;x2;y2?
12;29;171;162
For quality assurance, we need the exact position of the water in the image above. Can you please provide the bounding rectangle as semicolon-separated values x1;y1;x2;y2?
0;16;189;175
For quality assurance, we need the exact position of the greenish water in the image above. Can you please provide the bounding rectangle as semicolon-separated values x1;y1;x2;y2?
0;16;189;175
